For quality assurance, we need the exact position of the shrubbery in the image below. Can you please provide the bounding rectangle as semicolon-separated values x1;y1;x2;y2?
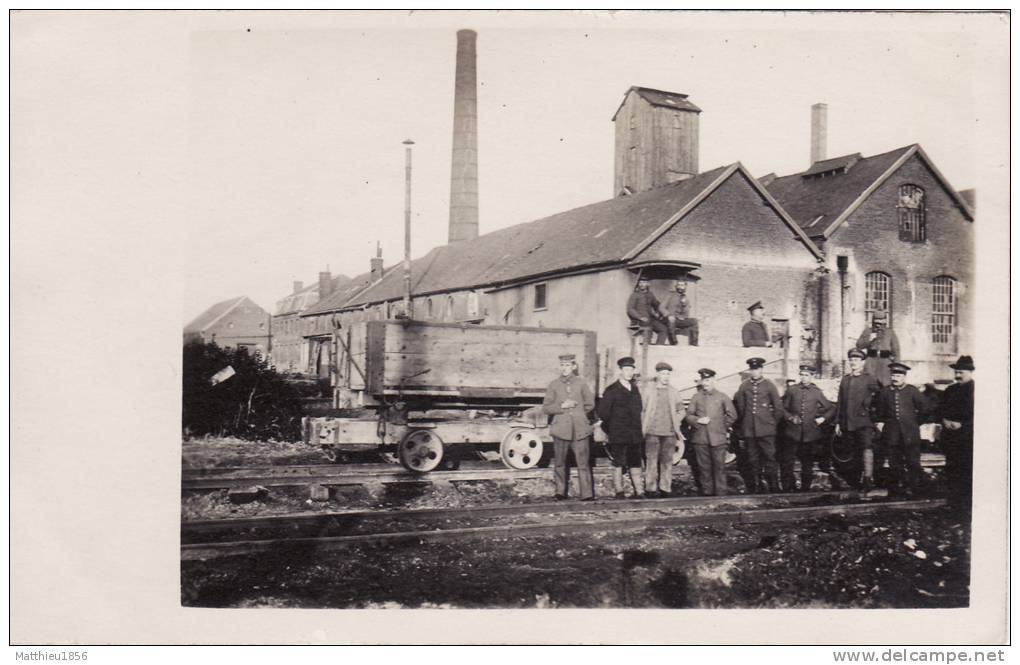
182;340;305;441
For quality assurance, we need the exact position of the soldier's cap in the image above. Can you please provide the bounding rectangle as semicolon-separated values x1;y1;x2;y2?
558;354;576;362
847;348;866;359
747;301;764;313
798;364;817;373
655;361;673;372
746;357;766;369
888;362;911;375
949;355;975;371
617;356;636;369
697;368;716;379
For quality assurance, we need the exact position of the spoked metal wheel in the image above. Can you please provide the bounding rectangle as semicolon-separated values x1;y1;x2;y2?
398;430;445;473
672;438;687;466
500;428;544;470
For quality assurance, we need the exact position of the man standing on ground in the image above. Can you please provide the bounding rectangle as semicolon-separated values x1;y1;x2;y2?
781;364;838;492
835;348;881;492
940;355;975;513
542;354;596;501
596;356;645;499
685;369;737;496
874;362;930;498
662;280;699;346
733;357;784;493
640;362;686;498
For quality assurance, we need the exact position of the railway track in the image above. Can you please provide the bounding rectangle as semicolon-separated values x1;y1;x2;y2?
180;491;946;561
182;453;946;491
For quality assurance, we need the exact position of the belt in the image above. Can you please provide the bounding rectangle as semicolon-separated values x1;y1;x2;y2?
866;350;892;358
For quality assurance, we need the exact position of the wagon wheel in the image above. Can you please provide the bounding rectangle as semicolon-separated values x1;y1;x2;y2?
672;438;686;466
500;428;544;470
398;430;445;473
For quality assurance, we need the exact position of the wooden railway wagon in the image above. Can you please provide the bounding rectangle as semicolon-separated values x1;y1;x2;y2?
302;320;598;472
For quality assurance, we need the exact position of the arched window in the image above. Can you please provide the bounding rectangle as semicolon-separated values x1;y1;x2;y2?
932;276;957;346
897;184;926;242
864;271;891;326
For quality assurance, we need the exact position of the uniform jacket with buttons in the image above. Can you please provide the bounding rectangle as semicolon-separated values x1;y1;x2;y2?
639;381;685;439
836;372;881;432
597;379;644;446
781;383;836;442
733;377;784;438
684;388;737;447
874;384;931;446
542;374;595;441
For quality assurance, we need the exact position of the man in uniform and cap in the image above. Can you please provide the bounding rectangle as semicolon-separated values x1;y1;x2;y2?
742;302;773;348
835;348;882;492
542;354;596;501
856;312;901;386
874;363;931;498
733;357;785;493
661;280;700;346
685;369;737;495
596;356;645;499
940;355;975;513
781;364;839;492
627;278;670;346
640;361;686;498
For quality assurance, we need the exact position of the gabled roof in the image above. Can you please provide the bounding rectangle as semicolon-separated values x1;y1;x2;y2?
611;86;701;121
766;144;975;239
275;274;352;316
184;296;247;333
302;271;381;317
303;163;822;315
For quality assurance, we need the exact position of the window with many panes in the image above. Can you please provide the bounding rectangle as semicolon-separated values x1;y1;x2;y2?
534;283;547;311
864;271;891;326
932;276;957;347
897;184;926;242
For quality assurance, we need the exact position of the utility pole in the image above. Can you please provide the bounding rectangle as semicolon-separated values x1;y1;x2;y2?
402;139;415;320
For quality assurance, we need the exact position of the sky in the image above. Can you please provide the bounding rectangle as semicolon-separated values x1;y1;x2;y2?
40;10;1000;324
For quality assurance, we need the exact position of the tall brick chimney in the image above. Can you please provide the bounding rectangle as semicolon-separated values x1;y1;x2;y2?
448;29;479;244
318;270;333;298
810;103;828;166
370;242;384;282
292;280;303;294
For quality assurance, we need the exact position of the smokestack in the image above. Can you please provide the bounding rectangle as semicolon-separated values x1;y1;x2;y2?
318;270;333;298
370;242;384;282
448;29;479;244
811;103;828;165
292;280;303;294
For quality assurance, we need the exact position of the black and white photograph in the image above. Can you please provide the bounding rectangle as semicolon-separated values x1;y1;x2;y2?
10;8;1010;647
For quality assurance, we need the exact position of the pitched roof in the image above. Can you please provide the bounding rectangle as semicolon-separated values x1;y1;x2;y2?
275;274;352;316
611;86;701;120
766;144;974;239
184;296;246;333
303;163;822;315
302;271;379;317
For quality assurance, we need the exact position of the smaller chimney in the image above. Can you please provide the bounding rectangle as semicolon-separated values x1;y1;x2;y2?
370;242;384;282
318;270;333;298
292;280;303;294
811;103;828;165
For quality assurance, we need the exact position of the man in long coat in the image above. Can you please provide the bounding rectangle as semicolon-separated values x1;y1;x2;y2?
874;362;931;497
596;356;645;499
542;353;596;500
733;357;785;493
685;368;737;496
780;364;838;492
856;311;901;386
835;348;882;491
940;355;975;512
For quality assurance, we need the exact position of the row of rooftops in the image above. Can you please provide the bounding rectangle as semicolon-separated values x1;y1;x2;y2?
295;142;974;320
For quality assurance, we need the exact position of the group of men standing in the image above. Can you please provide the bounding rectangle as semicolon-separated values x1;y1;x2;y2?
542;349;975;512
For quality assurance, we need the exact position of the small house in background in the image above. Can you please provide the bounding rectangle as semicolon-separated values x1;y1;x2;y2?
183;296;272;355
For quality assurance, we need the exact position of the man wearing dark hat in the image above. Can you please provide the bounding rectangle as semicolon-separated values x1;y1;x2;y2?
874;362;931;498
856;312;901;386
940;355;975;512
835;348;882;492
685;368;738;495
741;302;773;348
733;357;785;493
627;277;670;346
542;353;596;500
640;361;686;497
780;364;838;492
662;280;700;346
596;356;645;499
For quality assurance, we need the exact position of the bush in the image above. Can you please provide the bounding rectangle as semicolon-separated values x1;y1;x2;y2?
182;340;305;441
